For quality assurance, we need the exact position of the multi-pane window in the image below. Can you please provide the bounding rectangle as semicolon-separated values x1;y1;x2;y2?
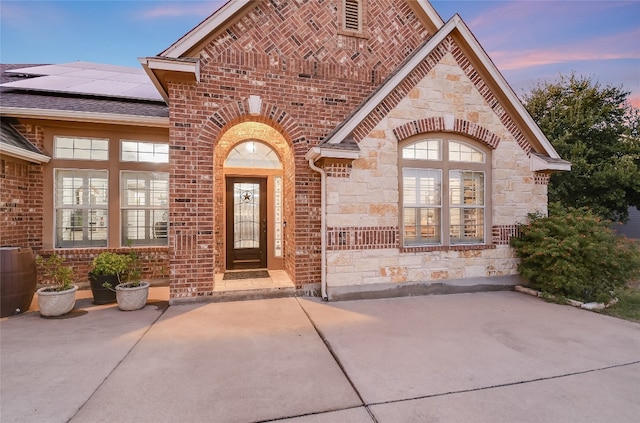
449;171;484;244
401;137;488;247
121;171;169;246
225;141;282;169
403;169;441;245
121;140;169;163
55;169;109;247
54;136;108;160
52;132;169;249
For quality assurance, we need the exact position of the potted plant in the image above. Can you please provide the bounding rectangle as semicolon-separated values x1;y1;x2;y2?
88;252;130;304
103;251;150;311
35;253;78;317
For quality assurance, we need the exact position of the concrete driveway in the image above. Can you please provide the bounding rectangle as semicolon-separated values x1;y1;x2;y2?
1;291;639;422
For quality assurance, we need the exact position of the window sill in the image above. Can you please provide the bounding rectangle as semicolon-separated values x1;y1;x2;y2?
400;244;495;253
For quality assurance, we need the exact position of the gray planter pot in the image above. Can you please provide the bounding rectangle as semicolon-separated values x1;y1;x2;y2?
115;281;150;311
37;285;78;317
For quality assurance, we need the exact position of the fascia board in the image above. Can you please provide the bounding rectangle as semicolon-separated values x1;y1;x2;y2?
305;146;360;162
139;57;200;103
417;0;444;28
138;57;169;103
531;154;571;172
145;57;200;79
452;17;562;159
325;17;458;146
0;107;169;128
0;143;50;164
161;0;250;59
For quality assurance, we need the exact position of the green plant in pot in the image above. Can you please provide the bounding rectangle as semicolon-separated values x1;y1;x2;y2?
103;250;150;311
36;253;78;317
89;252;130;305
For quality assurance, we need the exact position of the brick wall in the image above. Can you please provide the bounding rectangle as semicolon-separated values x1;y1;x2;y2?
36;247;170;288
0;124;45;250
166;0;434;297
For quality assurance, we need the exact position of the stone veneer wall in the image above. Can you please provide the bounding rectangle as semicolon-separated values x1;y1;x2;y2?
324;44;549;290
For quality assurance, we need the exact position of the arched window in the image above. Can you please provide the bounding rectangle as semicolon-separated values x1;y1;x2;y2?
224;140;281;169
400;136;490;247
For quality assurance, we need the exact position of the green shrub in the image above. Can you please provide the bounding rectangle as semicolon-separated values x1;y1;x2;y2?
36;253;75;291
90;252;130;282
511;203;640;303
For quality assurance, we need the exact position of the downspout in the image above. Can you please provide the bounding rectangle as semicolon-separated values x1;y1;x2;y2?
308;158;328;300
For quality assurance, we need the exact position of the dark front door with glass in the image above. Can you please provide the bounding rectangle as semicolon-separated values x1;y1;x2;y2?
226;177;267;269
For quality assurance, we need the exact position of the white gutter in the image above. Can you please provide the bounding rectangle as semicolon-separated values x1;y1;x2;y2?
0;107;169;128
308;158;328;301
0;143;50;164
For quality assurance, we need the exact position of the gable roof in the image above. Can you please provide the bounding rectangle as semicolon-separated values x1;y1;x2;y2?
141;0;446;101
160;0;445;59
309;14;569;171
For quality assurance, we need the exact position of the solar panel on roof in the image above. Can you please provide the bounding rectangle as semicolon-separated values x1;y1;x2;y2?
1;62;163;101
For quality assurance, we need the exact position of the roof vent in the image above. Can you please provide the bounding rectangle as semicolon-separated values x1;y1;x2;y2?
344;0;361;32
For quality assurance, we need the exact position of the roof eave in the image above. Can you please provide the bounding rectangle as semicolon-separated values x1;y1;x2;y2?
161;0;250;59
0;107;169;128
451;17;562;160
305;146;360;162
531;154;571;172
416;0;445;29
324;16;460;147
139;57;200;103
0;143;50;164
323;14;564;161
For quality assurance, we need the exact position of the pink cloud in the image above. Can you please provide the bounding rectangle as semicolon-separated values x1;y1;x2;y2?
138;1;225;19
489;28;640;71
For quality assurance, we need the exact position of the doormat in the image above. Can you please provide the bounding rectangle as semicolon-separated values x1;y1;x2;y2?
223;270;270;280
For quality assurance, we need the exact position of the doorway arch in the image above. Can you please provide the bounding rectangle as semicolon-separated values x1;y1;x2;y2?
214;121;294;275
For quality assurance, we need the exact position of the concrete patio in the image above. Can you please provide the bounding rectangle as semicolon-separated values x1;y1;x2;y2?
1;291;639;422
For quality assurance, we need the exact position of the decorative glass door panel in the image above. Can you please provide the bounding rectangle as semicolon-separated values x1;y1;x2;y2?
226;178;267;269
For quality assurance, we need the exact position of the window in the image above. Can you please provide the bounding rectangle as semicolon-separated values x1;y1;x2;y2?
55;169;108;247
55;136;108;160
121;140;169;163
121;171;169;246
401;137;489;247
225;141;281;169
403;168;442;245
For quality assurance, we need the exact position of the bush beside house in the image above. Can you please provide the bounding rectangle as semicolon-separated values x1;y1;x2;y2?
511;203;640;303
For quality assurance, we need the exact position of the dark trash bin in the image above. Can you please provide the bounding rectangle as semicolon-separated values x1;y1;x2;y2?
0;247;37;317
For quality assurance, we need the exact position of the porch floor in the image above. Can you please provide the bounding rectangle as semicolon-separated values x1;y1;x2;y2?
214;270;295;293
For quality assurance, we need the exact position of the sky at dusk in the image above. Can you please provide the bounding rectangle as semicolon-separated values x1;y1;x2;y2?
1;0;638;106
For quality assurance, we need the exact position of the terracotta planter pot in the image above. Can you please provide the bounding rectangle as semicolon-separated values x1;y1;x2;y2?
37;285;78;317
115;282;150;311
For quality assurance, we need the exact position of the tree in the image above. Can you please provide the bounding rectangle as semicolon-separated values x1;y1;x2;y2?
523;73;640;222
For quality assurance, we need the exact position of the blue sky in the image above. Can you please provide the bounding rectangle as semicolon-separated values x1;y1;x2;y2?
1;1;638;106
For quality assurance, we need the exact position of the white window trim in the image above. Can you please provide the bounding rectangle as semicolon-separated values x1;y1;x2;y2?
54;168;109;248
